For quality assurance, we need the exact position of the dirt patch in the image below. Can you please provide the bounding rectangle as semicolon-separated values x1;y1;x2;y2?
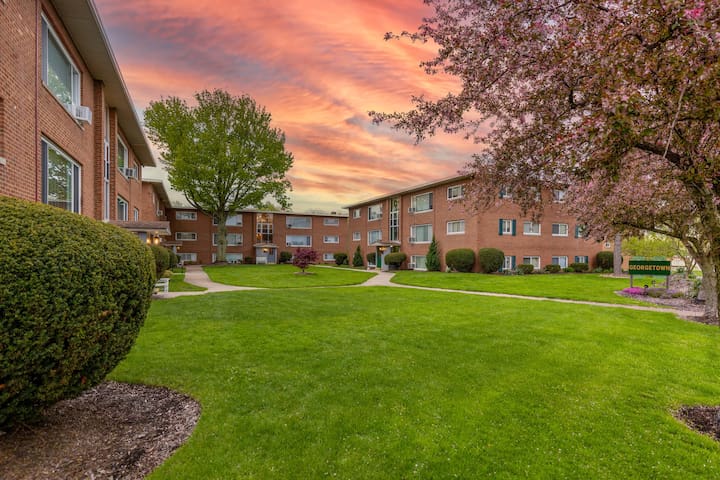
0;381;200;480
675;406;720;441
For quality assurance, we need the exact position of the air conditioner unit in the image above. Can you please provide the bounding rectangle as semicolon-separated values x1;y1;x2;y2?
286;242;292;247
408;263;416;269
73;105;92;123
408;207;415;213
408;237;416;243
123;167;138;179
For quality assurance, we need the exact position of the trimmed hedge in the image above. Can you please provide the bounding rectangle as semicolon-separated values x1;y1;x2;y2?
150;244;171;276
384;252;407;267
544;264;562;273
0;197;155;430
478;248;505;273
518;263;535;274
596;251;614;270
569;262;589;272
367;252;376;265
333;252;348;265
446;248;475;272
279;251;293;264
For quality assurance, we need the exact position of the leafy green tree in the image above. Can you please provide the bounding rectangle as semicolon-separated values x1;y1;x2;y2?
623;234;697;275
145;89;293;262
352;245;364;267
426;236;441;271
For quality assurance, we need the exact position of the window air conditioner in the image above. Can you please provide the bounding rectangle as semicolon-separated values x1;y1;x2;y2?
408;237;416;243
123;167;138;179
408;207;415;213
408;263;416;269
73;105;93;124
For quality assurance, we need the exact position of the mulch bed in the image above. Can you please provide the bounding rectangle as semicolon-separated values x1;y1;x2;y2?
675;406;720;442
0;381;200;480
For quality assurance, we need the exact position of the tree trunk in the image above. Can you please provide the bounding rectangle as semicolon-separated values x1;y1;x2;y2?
697;256;719;323
216;218;228;263
613;233;623;276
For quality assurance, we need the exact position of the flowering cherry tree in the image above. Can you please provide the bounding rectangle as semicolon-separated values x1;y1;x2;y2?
374;0;720;321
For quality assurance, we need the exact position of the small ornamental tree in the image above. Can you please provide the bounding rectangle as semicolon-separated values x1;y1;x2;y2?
293;248;318;273
352;245;364;267
426;236;441;271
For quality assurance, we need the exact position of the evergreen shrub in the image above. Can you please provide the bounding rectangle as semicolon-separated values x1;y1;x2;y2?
445;248;475;272
477;248;505;273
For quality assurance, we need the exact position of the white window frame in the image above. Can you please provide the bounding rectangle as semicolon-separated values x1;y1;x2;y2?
501;219;514;235
352;231;361;241
41;16;80;110
286;216;312;229
552;256;569;268
368;204;382;221
286;235;312;247
553;190;567;203
523;221;541;236
41;138;81;213
212;253;244;264
175;211;197;221
353;208;361;219
412;192;433;212
410;224;432;243
552;223;569;237
368;230;382;245
410;255;427;271
133;207;139;221
175;232;197;241
522;256;541;269
323;253;335;261
213;233;243;246
179;253;197;263
213;214;243;226
117;137;128;172
323;235;340;244
575;255;589;264
503;256;514;271
323;218;340;226
447;185;465;200
117;196;128;221
447;220;465;235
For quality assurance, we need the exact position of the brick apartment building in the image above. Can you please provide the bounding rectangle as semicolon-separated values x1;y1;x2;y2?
345;175;607;272
0;0;170;240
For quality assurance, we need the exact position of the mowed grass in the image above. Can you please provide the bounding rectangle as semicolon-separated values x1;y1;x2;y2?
392;271;654;305
112;288;720;479
169;273;207;292
203;264;375;288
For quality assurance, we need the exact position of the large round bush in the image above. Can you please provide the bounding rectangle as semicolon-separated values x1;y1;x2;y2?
445;248;476;272
384;252;407;267
596;251;614;270
477;248;505;273
0;197;155;429
150;244;171;275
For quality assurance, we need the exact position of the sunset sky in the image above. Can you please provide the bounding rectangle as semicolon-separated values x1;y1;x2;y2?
94;0;482;212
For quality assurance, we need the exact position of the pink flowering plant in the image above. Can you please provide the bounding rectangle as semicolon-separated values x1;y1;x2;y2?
622;287;647;296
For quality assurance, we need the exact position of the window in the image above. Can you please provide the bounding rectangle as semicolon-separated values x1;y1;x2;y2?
604;241;612;248
368;204;382;221
179;253;197;263
41;17;80;110
213;214;242;226
552;223;569;237
352;231;361;241
213;233;243;246
499;186;512;199
412;192;433;212
286;235;311;247
522;256;541;269
410;255;427;270
575;225;587;238
41;138;80;213
324;235;339;244
447;185;465;200
133;207;139;221
410;224;432;243
286;216;311;229
117;196;128;221
323;218;340;226
117;138;128;171
389;197;399;241
499;219;516;236
447;220;465;235
353;208;361;219
574;255;589;264
553;190;567;203
552;256;569;268
503;256;516;271
175;232;197;241
523;221;541;236
213;253;243;263
176;211;197;221
323;253;335;261
256;213;273;243
368;230;382;244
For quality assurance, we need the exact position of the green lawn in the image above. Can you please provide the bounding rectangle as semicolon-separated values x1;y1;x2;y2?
203;264;375;288
169;273;206;292
392;271;656;305
112;288;720;479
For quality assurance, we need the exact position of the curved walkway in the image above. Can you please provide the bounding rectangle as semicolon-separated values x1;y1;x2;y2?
156;266;705;320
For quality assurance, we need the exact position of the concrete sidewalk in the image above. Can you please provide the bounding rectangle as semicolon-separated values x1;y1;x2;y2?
154;265;260;299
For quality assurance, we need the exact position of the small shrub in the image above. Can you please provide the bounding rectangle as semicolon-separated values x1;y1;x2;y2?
518;263;535;274
293;248;318;273
150;244;171;276
445;248;475;272
426;236;441;272
168;251;179;268
366;252;376;265
0;197;155;429
162;269;174;278
384;252;407;267
279;251;293;264
563;266;575;273
333;252;348;265
596;251;614;270
244;256;255;264
646;287;665;298
477;248;505;273
544;264;561;273
593;267;604;273
352;246;364;267
569;262;589;272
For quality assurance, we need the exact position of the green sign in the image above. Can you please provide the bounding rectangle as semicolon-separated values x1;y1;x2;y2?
629;259;671;276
